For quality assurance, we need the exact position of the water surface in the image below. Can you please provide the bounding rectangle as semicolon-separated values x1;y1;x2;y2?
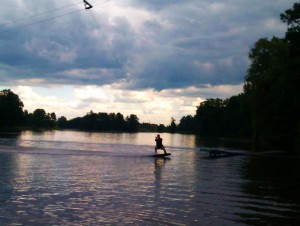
0;131;299;225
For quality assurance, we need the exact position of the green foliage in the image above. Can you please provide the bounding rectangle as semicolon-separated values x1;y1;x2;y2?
24;109;57;129
0;89;141;132
281;2;300;28
0;89;24;128
60;111;139;132
157;124;165;133
138;123;160;132
281;1;300;50
32;109;47;128
224;94;252;137
0;90;57;130
189;96;251;137
168;117;177;133
243;2;300;152
244;38;290;149
57;116;68;128
126;114;139;132
194;98;226;136
177;115;195;133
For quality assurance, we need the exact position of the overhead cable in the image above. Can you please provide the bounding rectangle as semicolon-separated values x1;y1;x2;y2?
0;0;111;34
0;1;82;28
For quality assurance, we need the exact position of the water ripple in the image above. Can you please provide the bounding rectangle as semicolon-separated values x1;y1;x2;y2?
0;132;300;225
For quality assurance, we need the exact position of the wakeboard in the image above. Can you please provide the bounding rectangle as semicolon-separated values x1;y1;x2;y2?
151;153;171;157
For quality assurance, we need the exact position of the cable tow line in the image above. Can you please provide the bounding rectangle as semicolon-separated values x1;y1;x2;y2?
83;0;93;10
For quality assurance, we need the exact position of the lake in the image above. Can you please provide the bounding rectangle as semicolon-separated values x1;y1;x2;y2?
0;131;299;225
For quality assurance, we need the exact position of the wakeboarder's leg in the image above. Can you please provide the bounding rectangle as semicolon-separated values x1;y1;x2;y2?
163;146;167;154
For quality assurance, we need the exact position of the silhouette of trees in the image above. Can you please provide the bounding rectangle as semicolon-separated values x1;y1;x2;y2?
224;94;251;137
157;124;165;133
177;115;195;133
244;37;290;149
243;2;300;151
0;89;24;128
194;98;226;136
0;90;58;130
32;109;48;128
0;89;143;132
126;114;139;132
57;116;68;128
23;109;57;129
58;111;140;132
281;2;300;59
168;117;177;133
181;95;251;137
280;2;300;151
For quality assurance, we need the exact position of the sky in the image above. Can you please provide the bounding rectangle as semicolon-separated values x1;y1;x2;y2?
0;0;296;124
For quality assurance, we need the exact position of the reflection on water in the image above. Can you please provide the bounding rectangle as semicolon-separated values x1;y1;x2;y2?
238;157;300;225
0;131;299;225
195;136;252;150
0;154;16;203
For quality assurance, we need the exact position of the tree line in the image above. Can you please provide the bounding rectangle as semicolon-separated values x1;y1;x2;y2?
58;111;140;132
0;89;181;133
176;95;252;138
0;88;182;133
0;89;140;132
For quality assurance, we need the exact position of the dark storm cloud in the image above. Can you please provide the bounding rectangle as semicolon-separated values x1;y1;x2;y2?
0;0;296;90
0;1;133;85
122;0;295;90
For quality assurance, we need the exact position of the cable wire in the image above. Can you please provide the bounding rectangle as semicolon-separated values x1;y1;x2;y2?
0;9;85;34
0;0;112;34
0;1;83;28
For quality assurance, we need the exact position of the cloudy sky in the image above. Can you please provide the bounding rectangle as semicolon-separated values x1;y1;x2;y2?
0;0;295;124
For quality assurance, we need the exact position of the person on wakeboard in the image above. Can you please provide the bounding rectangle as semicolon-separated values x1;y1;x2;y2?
155;134;167;154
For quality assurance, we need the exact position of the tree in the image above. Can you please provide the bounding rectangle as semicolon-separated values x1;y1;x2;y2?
178;115;195;133
281;2;300;57
126;114;139;132
281;2;300;151
57;116;68;128
96;111;111;130
157;124;165;133
66;117;82;129
224;94;251;137
115;113;126;131
243;6;300;151
80;111;98;130
244;37;292;149
0;89;24;128
169;117;177;133
32;109;48;128
194;98;226;136
48;112;57;127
